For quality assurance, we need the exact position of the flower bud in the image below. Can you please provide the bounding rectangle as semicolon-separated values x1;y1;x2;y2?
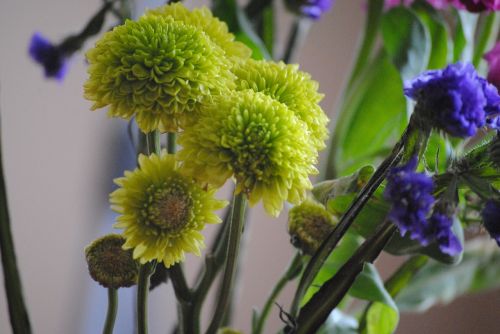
85;234;139;289
288;199;337;256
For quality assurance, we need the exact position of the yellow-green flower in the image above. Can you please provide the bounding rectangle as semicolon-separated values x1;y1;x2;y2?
288;199;337;256
84;14;235;132
146;3;251;61
233;59;328;150
110;153;227;267
178;90;318;217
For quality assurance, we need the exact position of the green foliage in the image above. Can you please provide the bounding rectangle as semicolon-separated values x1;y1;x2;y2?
212;0;270;60
396;238;500;311
453;11;478;62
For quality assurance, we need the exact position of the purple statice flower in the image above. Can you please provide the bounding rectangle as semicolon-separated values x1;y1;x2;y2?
384;157;436;245
458;0;500;12
481;200;500;246
428;213;462;255
404;62;500;138
28;33;69;81
485;42;500;91
286;0;333;20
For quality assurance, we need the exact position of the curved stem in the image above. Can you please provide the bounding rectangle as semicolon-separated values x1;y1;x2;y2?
137;262;153;334
283;19;310;63
206;192;247;334
294;221;396;334
168;264;192;302
289;125;410;318
253;252;303;334
103;288;118;334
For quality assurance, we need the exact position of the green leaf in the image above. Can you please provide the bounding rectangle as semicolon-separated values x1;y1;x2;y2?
212;0;270;60
350;264;399;334
411;2;451;69
318;310;359;334
453;11;478;62
333;53;407;175
381;7;431;80
396;238;500;312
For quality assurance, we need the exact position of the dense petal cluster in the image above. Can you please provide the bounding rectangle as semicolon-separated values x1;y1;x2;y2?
481;200;500;246
385;158;462;254
288;199;337;255
85;234;138;288
286;0;334;19
384;158;436;244
458;0;500;11
484;42;500;91
428;213;462;255
110;153;227;267
28;33;68;81
233;59;328;150
404;62;500;137
145;3;251;61
84;13;235;132
178;90;318;217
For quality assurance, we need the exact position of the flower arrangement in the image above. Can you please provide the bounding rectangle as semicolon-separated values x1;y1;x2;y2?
4;0;500;333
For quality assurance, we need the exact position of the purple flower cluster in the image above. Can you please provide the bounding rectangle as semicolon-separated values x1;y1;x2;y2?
384;158;462;255
287;0;333;20
481;200;500;246
460;0;500;12
28;33;68;81
404;62;500;138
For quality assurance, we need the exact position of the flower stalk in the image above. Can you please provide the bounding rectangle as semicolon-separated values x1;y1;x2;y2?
206;192;247;334
103;288;118;334
137;262;154;334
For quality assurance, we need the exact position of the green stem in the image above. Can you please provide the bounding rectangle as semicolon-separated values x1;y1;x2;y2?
137;263;154;334
245;0;272;18
293;221;397;334
0;130;32;333
283;19;310;64
103;288;118;334
206;192;247;334
167;132;176;154
289;125;410;318
168;264;192;302
253;252;303;334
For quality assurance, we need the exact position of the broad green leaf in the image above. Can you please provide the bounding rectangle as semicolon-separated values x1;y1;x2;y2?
381;7;431;80
411;2;451;69
350;264;399;334
212;0;270;60
333;53;407;176
453;10;478;62
396;238;500;312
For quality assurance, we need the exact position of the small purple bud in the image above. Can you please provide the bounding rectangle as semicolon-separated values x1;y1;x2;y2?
28;33;69;81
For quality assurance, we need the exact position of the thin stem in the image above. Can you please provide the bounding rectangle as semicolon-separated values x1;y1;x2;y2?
293;221;397;334
167;132;176;154
137;263;154;334
283;19;310;63
0;114;32;333
245;0;272;18
206;192;247;334
253;252;303;334
168;264;192;302
289;125;410;318
103;288;118;334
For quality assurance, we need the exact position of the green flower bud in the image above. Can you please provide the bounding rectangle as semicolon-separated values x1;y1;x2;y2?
288;200;337;255
85;234;139;288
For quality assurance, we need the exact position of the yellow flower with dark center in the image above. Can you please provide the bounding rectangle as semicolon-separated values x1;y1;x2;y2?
146;3;251;61
84;14;235;132
110;153;227;267
178;90;319;217
233;59;329;150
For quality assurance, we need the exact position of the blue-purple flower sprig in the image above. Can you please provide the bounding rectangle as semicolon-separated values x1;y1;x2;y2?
384;157;462;255
28;2;111;81
481;200;500;246
404;62;500;138
285;0;334;20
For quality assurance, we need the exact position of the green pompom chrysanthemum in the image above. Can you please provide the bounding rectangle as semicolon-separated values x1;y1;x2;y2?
178;90;318;217
146;3;251;61
110;153;227;267
233;59;328;150
84;14;235;132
